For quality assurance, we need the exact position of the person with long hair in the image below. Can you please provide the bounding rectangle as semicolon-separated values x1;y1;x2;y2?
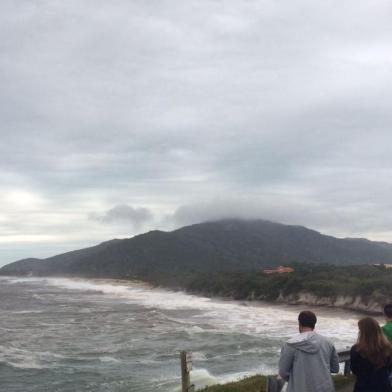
350;317;392;392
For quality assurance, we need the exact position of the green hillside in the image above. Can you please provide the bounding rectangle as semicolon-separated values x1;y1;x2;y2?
2;220;392;285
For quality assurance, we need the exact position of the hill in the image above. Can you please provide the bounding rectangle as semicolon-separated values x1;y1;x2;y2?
2;219;392;282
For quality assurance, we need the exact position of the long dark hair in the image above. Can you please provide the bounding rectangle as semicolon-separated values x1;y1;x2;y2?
356;317;392;368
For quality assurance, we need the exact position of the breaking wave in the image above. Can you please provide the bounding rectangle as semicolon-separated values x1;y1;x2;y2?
0;276;362;391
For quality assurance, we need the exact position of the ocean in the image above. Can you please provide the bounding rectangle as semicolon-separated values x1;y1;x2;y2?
0;276;364;392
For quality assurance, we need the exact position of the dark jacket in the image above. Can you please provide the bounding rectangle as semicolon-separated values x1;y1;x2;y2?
279;331;339;392
350;345;392;392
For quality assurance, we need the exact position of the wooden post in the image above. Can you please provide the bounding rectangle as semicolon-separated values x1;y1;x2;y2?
338;349;351;376
343;359;351;376
266;376;271;392
180;351;193;392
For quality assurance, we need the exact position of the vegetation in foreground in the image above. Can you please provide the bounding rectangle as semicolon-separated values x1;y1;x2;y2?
197;375;265;392
197;374;355;392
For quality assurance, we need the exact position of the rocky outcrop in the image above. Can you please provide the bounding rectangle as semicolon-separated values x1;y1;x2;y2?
277;291;385;314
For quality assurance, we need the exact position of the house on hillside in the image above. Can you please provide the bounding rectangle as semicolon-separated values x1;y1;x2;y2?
263;266;294;274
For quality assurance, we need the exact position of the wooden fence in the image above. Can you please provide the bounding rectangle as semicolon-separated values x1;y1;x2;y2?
180;349;352;392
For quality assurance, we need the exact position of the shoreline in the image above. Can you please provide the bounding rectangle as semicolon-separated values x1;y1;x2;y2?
1;273;385;316
275;292;383;315
180;286;384;316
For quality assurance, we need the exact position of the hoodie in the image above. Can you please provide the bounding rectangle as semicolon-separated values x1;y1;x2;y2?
279;331;340;392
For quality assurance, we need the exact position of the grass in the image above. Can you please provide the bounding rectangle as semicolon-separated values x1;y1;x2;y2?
197;375;265;392
197;374;355;392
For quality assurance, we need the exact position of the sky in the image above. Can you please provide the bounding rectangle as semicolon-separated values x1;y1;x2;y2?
1;0;392;266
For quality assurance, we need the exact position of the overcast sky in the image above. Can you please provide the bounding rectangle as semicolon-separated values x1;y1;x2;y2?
1;0;392;266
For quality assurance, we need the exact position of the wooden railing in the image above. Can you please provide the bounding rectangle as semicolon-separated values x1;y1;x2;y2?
180;349;352;392
338;349;351;376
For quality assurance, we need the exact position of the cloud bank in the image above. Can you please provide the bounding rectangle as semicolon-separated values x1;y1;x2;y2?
89;204;153;228
1;0;392;265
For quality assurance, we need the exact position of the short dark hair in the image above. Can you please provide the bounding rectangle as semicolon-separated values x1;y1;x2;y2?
384;304;392;318
298;311;317;329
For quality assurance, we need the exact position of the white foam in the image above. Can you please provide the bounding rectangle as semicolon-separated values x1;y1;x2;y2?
189;367;264;390
0;346;64;369
99;356;120;363
192;351;208;361
190;326;206;333
191;368;219;389
6;276;361;349
2;277;47;284
1;275;370;391
12;310;44;314
217;369;258;384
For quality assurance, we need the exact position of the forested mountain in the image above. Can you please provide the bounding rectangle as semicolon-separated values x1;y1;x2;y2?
2;219;392;280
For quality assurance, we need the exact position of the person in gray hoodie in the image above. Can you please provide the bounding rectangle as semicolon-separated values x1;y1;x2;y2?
279;310;340;392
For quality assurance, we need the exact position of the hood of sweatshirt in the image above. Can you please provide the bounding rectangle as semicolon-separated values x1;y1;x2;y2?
286;331;320;354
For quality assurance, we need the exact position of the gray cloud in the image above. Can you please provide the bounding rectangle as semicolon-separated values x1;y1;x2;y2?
89;205;153;228
170;197;392;240
1;0;392;265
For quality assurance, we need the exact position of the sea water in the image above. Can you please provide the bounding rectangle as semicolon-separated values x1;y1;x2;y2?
0;276;366;392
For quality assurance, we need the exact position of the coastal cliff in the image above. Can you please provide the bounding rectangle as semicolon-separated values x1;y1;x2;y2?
276;292;384;314
178;262;392;315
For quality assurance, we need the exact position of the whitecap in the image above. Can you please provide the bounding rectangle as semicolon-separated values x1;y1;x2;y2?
189;368;219;389
0;345;66;370
9;277;361;350
12;310;44;314
99;356;120;363
191;351;208;361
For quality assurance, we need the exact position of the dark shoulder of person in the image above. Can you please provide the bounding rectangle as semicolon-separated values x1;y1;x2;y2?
350;345;363;361
350;345;359;354
386;351;392;369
